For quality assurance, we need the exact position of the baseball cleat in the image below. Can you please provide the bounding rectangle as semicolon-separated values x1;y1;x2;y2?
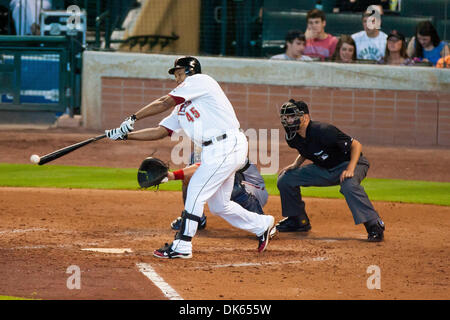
171;214;207;231
275;216;311;232
153;242;192;259
257;216;275;253
367;220;385;242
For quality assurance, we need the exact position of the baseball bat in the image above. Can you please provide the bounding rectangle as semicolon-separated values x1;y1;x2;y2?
35;134;107;165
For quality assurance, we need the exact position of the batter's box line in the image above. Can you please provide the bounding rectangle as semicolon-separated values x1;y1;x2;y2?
0;227;48;235
136;262;183;300
186;256;329;270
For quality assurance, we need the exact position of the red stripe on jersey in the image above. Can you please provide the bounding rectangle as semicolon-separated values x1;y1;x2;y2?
161;126;173;137
168;94;185;105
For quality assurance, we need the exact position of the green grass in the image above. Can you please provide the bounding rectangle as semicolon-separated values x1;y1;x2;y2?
0;295;33;300
1;163;449;206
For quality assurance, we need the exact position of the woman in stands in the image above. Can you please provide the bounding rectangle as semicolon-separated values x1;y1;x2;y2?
332;35;357;63
378;30;414;66
407;21;450;66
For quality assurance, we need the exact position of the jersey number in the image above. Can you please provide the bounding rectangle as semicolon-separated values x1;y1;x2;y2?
186;107;200;122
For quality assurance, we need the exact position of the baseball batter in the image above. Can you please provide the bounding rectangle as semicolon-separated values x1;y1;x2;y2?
105;56;276;259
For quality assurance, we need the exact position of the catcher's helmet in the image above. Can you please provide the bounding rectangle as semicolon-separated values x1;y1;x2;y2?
168;56;202;76
280;99;309;140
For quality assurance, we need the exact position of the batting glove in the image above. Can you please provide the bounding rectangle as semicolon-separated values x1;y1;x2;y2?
119;114;136;134
105;127;128;140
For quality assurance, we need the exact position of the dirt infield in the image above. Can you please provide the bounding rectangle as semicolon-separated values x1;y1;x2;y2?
0;128;449;300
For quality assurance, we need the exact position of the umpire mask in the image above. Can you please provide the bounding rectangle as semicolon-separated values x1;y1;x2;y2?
280;99;308;140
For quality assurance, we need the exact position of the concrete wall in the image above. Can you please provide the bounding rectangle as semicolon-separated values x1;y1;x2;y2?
82;51;450;146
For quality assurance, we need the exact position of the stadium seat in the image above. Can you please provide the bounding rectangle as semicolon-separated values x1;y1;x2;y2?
263;0;337;13
437;20;450;41
322;12;362;35
401;0;449;21
261;8;435;57
381;15;434;39
261;10;308;57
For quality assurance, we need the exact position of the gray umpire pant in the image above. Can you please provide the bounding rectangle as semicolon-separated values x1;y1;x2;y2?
277;156;380;225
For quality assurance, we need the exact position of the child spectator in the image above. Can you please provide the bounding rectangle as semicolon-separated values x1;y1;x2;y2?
304;9;338;60
377;30;414;66
332;35;357;63
407;21;450;67
351;8;387;61
271;30;313;61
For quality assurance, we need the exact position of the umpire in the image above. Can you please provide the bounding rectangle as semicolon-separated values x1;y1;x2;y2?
276;99;385;242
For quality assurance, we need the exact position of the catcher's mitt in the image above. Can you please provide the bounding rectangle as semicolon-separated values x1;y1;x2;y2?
137;157;169;188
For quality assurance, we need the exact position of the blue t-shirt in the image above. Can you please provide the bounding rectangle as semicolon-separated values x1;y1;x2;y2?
423;41;447;66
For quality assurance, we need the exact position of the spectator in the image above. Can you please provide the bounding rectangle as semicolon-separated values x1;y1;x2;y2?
377;30;414;66
407;21;450;67
10;0;52;35
304;9;338;60
332;35;357;63
351;8;387;61
271;30;313;61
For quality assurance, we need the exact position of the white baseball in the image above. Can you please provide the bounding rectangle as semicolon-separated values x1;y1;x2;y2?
30;154;40;164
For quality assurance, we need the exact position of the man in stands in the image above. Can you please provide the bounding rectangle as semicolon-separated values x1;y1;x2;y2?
271;30;313;61
304;9;338;61
351;7;387;61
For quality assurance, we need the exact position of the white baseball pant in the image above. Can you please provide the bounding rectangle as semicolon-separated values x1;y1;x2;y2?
171;130;272;254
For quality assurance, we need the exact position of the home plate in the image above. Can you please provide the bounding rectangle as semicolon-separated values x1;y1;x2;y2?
82;248;133;254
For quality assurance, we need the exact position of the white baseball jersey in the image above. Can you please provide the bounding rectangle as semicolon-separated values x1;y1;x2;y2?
159;74;240;147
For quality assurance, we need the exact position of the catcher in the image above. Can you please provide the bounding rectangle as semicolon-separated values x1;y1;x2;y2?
169;155;268;231
137;155;268;231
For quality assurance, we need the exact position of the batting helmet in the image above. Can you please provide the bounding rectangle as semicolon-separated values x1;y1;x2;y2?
168;56;202;76
280;99;309;140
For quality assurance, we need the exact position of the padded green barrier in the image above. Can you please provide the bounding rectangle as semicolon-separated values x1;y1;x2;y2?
401;0;449;21
381;15;434;39
263;0;337;13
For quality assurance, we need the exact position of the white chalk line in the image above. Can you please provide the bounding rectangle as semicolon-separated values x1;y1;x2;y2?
0;228;48;235
82;248;133;254
189;256;329;270
136;262;183;300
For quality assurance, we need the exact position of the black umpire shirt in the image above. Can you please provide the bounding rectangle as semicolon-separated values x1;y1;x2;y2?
286;120;357;169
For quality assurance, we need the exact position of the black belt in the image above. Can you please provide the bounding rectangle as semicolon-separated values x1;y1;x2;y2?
202;134;227;147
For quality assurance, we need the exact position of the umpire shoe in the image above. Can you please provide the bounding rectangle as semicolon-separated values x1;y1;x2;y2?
258;216;275;253
153;242;192;259
275;216;311;232
171;214;207;231
367;219;385;242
